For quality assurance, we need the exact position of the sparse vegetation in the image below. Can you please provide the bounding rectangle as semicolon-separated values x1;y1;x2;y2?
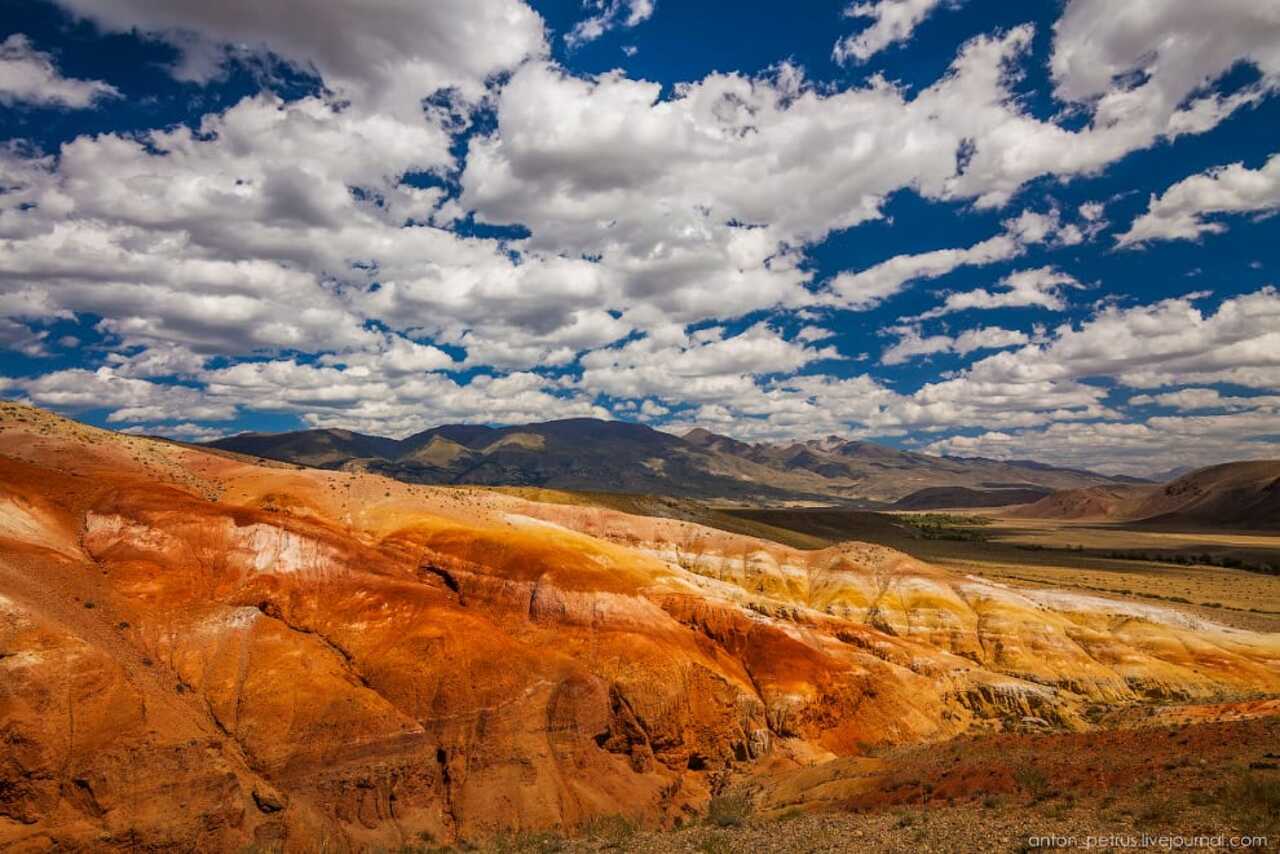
1092;549;1280;576
894;513;992;542
696;832;734;854
707;791;753;828
1014;765;1050;801
488;829;566;854
578;813;637;845
1225;770;1280;830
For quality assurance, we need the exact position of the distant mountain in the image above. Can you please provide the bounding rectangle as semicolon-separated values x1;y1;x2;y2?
1145;465;1195;483
1013;461;1280;530
207;420;1138;504
203;427;402;467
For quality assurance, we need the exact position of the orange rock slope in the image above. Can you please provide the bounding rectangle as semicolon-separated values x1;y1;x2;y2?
1;402;1278;851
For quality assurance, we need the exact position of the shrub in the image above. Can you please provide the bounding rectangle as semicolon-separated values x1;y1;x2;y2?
707;791;753;828
489;830;565;854
580;813;636;845
1227;772;1280;830
697;833;734;854
1014;765;1050;800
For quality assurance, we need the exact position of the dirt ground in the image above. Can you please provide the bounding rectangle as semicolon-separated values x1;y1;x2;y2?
476;706;1280;853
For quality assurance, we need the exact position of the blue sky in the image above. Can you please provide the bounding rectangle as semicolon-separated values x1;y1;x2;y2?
1;0;1278;475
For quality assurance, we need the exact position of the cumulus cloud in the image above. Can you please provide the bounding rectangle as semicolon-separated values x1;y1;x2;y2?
1128;388;1280;412
578;323;834;404
1117;153;1280;246
950;288;1280;396
925;410;1280;476
879;327;952;366
1051;0;1280;142
827;206;1092;310
0;317;49;357
830;234;1020;310
913;267;1084;320
833;0;950;65
201;359;610;437
50;0;545;110
881;325;1028;365
0;34;119;108
0;94;628;368
11;366;238;423
121;422;232;442
566;0;655;48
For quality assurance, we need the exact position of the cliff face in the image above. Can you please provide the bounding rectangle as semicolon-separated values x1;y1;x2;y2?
1;402;1278;851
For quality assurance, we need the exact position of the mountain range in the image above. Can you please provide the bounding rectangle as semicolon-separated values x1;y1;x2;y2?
206;418;1141;505
1014;460;1280;530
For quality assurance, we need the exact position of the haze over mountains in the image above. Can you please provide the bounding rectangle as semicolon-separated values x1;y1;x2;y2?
207;419;1139;506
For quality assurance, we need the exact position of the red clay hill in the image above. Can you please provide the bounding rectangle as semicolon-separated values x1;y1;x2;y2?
1;403;1278;851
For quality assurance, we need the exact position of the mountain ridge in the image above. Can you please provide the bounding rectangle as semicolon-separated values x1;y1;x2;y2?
207;418;1140;504
1013;460;1280;530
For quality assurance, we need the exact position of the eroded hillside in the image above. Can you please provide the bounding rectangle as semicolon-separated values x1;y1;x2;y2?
1;403;1278;851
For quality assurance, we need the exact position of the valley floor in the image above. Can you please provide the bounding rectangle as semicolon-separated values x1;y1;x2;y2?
709;506;1280;633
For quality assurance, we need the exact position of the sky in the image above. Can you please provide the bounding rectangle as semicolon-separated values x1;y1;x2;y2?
0;0;1278;476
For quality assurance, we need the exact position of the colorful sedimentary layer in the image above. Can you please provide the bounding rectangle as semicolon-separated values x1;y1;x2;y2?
1;402;1277;851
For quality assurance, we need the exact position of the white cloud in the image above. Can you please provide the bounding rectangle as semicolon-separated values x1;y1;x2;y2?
879;327;952;365
915;267;1084;319
925;410;1280;476
833;0;949;65
10;366;238;423
1117;153;1280;246
51;0;546;111
953;325;1030;355
201;359;610;437
638;398;668;419
0;317;49;356
1128;388;1280;411
0;94;631;369
1052;0;1280;142
0;34;119;108
829;206;1106;311
830;234;1020;310
566;0;655;48
578;323;833;403
952;288;1280;395
121;422;232;442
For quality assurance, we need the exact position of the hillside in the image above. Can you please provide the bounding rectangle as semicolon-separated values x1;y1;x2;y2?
1014;461;1280;530
889;485;1052;510
2;402;1279;850
207;421;1132;504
